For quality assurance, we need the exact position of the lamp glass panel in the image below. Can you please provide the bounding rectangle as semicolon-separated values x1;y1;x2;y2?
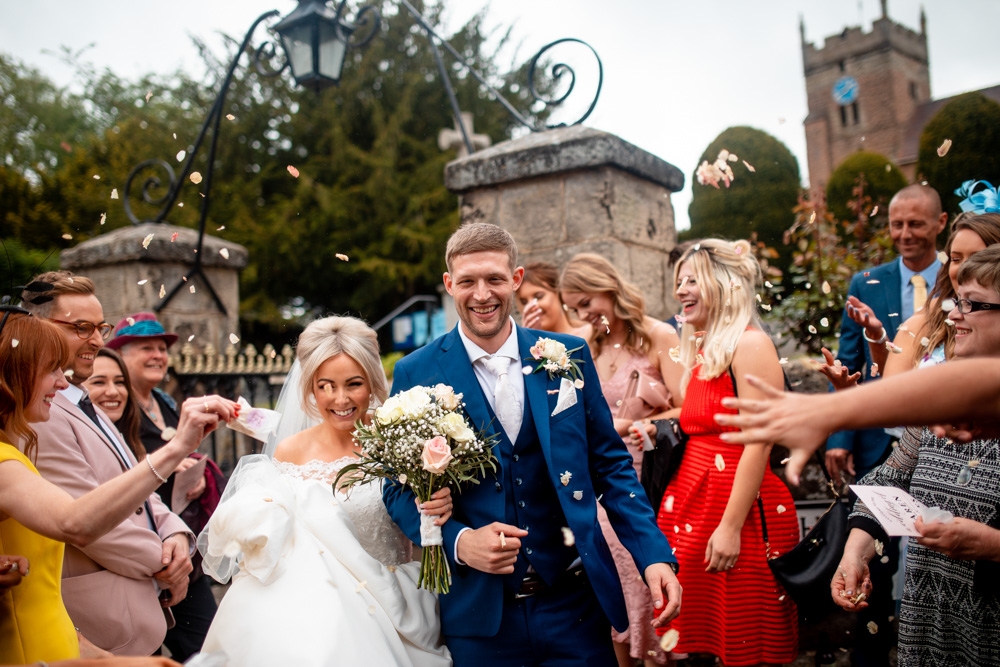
281;24;315;80
317;22;348;82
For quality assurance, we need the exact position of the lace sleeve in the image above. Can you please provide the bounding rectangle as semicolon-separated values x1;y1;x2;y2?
849;426;923;528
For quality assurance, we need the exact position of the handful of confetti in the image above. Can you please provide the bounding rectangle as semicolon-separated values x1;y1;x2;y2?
226;397;281;442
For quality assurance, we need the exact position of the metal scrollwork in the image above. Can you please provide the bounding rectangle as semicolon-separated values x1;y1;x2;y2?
253;39;288;79
527;38;603;128
333;0;381;48
122;159;178;225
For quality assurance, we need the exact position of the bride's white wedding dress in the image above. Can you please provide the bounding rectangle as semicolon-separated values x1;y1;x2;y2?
195;454;451;666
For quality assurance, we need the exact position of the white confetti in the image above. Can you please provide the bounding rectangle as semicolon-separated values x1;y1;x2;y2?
561;527;575;547
110;188;118;199
560;471;572;486
867;621;878;634
820;317;829;327
776;504;787;514
127;317;136;326
920;337;930;347
715;454;725;471
874;539;884;556
61;233;73;240
99;212;107;225
187;334;195;342
217;225;226;231
779;357;788;365
142;234;154;249
684;523;693;532
936;138;952;157
572;490;583;501
808;325;818;334
64;369;74;379
176;150;186;162
229;333;240;345
226;114;236;121
944;318;955;326
574;378;585;389
659;628;680;653
158;285;166;298
743;159;755;173
189;285;196;293
145;91;153;103
821;281;831;294
220;248;230;259
398;474;407;484
93;174;100;180
190;172;203;185
335;253;349;262
137;279;148;286
664;495;675;513
11;339;19;348
522;366;533;375
866;279;880;284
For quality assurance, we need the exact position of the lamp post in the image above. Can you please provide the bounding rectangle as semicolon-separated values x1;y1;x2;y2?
122;0;602;315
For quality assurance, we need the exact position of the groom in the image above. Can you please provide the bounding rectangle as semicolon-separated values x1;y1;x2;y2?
384;223;680;666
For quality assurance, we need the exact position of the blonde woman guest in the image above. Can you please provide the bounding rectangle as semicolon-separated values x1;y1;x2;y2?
516;262;592;339
560;253;682;667
655;239;799;667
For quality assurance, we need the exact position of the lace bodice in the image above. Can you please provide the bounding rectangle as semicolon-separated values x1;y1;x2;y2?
273;457;413;567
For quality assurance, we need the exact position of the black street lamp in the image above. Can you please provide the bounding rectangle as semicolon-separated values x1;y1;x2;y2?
122;1;601;315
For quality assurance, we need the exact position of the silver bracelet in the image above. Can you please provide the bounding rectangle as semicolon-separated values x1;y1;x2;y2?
146;456;168;484
862;326;888;345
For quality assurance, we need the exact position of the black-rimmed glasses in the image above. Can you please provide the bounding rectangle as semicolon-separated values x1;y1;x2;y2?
955;299;1000;315
49;318;114;340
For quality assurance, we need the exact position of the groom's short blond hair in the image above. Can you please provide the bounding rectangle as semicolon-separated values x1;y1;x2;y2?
445;223;518;273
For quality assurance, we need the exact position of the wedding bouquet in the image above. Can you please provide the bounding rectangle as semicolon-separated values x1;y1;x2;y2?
335;384;498;594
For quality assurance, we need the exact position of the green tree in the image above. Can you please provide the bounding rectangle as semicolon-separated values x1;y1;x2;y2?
686;126;801;268
825;151;907;223
916;92;1000;215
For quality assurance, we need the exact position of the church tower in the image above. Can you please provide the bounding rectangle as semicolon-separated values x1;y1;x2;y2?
801;1;930;195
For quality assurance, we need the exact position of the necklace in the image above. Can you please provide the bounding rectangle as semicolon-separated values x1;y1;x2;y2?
138;395;161;423
953;439;994;487
602;341;627;374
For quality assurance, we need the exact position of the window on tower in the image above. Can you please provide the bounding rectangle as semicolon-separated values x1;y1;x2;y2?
852;102;860;124
840;106;848;127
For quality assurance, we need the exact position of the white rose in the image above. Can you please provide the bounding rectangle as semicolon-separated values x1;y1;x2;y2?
375;396;403;425
397;387;432;418
432;384;460;411
438;412;476;443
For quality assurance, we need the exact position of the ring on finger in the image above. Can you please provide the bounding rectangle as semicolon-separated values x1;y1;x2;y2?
204;401;210;412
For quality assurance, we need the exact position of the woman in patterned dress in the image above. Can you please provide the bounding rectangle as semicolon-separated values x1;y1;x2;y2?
835;245;1000;666
655;239;799;666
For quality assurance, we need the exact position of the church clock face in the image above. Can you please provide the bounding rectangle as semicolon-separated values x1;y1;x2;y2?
832;75;860;106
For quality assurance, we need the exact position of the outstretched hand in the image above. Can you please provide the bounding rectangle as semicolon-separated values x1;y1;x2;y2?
715;375;830;485
173;395;239;454
645;562;682;626
819;347;860;391
845;296;884;336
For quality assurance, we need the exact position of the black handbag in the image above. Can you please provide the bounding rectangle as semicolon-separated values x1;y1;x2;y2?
758;453;848;618
640;418;688;510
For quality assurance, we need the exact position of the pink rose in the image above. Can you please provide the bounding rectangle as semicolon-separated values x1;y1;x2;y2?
421;436;453;474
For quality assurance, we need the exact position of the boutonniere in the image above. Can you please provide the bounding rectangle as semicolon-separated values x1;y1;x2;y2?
524;337;585;386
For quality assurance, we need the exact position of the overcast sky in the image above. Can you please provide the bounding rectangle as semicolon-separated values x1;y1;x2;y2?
3;0;1000;231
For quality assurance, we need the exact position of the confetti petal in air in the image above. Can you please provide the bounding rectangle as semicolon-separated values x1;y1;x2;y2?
867;621;878;635
820;317;829;327
807;325;818;334
668;346;681;364
159;285;166;298
61;233;73;240
190;172;203;185
572;490;583;500
561;527;575;547
776;504;787;514
220;248;230;260
944;318;955;326
99;212;107;225
936;139;952;157
866;279;881;284
778;357;788;365
659;628;680;653
142;234;154;249
226;114;236;121
229;333;240;345
11;339;19;348
64;370;74;379
664;495;675;512
715;454;725;471
93;174;100;180
600;315;611;334
189;285;196;293
145;91;153;103
574;378;585;389
217;225;226;231
171;232;179;242
176;150;186;162
110;189;118;199
874;539;884;556
684;523;693;532
938;250;948;264
560;471;572;486
188;335;195;342
127;317;136;326
743;159;756;173
335;253;349;261
821;280;831;294
137;279;148;286
287;165;300;178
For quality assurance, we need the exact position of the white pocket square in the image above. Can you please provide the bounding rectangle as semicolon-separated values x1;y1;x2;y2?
551;377;578;416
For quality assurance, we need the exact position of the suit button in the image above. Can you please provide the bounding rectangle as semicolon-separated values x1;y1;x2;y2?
525;548;533;555
518;500;525;508
515;478;522;486
495;482;502;492
135;507;143;515
512;454;519;462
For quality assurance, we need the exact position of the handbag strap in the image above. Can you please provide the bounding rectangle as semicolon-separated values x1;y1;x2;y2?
616;370;640;420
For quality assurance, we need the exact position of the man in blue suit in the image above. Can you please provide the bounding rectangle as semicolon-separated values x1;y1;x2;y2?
830;183;946;667
384;223;680;666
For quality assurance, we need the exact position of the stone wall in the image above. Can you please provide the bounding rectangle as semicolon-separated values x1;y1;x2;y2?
60;223;247;349
444;126;684;320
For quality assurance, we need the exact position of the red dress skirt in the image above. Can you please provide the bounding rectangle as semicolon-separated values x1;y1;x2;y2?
656;369;799;666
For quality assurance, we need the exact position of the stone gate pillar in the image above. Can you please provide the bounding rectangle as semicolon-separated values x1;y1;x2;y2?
443;125;685;319
60;223;248;348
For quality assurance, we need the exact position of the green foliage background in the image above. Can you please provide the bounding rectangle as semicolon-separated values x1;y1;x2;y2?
685;126;801;269
0;1;546;347
916;92;1000;215
824;151;907;223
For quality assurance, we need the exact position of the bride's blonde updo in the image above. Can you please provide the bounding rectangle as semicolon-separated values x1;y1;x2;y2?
674;238;763;394
295;316;389;418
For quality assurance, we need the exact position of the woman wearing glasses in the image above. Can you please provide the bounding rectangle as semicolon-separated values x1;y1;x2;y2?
833;244;1000;666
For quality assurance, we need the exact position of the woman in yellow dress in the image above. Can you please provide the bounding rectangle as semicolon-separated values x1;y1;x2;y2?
0;308;237;663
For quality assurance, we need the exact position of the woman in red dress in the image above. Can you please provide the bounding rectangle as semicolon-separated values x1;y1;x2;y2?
656;239;799;666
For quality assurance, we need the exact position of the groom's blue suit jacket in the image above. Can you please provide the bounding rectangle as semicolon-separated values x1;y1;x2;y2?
383;325;676;638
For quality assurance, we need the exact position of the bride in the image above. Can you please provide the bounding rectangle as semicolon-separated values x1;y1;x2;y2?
194;316;453;666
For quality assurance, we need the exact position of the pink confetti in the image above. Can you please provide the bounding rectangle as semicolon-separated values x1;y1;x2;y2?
287;165;300;178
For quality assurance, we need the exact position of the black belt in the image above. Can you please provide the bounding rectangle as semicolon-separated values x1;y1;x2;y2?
514;564;586;599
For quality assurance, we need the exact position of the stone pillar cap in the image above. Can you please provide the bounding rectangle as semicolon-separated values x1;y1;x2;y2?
444;125;685;194
61;223;248;270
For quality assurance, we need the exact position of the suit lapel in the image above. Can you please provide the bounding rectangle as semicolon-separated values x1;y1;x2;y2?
55;392;129;472
518;327;553;461
882;260;903;338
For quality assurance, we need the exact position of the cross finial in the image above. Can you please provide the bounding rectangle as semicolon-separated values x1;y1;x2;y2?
437;112;491;158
